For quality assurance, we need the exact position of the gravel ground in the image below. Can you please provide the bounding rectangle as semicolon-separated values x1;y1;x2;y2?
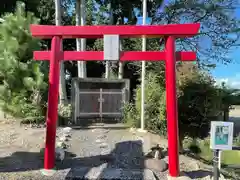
0;119;231;180
0;121;168;179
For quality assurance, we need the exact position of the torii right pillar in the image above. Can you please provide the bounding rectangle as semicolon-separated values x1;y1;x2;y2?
165;36;179;176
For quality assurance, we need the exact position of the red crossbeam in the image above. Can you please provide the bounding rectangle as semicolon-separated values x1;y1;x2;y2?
34;51;196;61
30;23;200;39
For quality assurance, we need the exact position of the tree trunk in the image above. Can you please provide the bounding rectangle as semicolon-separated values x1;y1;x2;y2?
76;0;81;78
105;2;113;79
179;133;184;154
76;0;87;78
118;42;123;79
55;0;67;104
118;61;123;79
223;106;229;121
105;61;110;79
80;0;87;78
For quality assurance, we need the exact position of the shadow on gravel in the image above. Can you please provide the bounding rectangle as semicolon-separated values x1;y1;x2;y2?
0;140;145;179
63;140;145;179
0;151;43;172
183;152;212;165
184;170;212;179
97;140;144;179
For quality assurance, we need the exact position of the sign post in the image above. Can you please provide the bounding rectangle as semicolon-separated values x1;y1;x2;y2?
210;121;234;180
213;149;220;180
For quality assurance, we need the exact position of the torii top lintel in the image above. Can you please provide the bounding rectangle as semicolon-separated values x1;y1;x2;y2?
30;23;200;39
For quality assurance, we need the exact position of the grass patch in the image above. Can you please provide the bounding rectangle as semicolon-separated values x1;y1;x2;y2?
197;138;240;165
221;150;240;165
184;137;240;165
198;142;213;162
199;143;240;165
184;137;240;178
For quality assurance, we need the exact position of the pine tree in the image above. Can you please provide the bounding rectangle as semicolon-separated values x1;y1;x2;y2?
0;2;47;122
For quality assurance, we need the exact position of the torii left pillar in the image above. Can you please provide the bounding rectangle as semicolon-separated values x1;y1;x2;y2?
44;36;61;169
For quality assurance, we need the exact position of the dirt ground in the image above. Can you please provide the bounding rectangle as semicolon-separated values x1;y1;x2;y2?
0;117;232;180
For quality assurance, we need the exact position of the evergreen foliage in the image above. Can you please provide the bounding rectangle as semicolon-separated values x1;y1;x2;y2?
0;2;47;123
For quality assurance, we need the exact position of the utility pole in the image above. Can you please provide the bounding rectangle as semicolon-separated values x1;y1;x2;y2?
118;43;123;79
55;0;67;104
139;0;147;132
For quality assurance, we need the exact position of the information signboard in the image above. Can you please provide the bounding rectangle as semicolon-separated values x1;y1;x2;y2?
210;121;234;150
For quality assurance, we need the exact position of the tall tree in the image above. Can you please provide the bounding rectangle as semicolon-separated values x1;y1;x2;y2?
55;0;67;104
104;2;112;79
0;2;47;121
151;0;240;67
95;0;141;79
76;0;87;78
218;82;240;121
95;0;239;69
0;0;39;16
177;65;221;151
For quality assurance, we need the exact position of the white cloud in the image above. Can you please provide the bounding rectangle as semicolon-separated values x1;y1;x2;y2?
215;74;240;89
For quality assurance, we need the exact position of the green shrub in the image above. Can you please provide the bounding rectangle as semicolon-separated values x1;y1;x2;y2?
177;68;222;149
189;144;202;154
123;63;222;145
123;72;167;136
202;137;210;147
234;135;240;146
0;2;47;123
182;137;193;149
58;103;72;125
178;75;221;138
188;139;202;154
1;91;46;123
123;102;139;127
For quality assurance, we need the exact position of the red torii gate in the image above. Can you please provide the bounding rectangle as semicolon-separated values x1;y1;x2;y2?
30;23;200;177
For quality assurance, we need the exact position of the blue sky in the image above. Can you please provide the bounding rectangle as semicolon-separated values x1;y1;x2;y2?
136;7;240;89
211;8;240;88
